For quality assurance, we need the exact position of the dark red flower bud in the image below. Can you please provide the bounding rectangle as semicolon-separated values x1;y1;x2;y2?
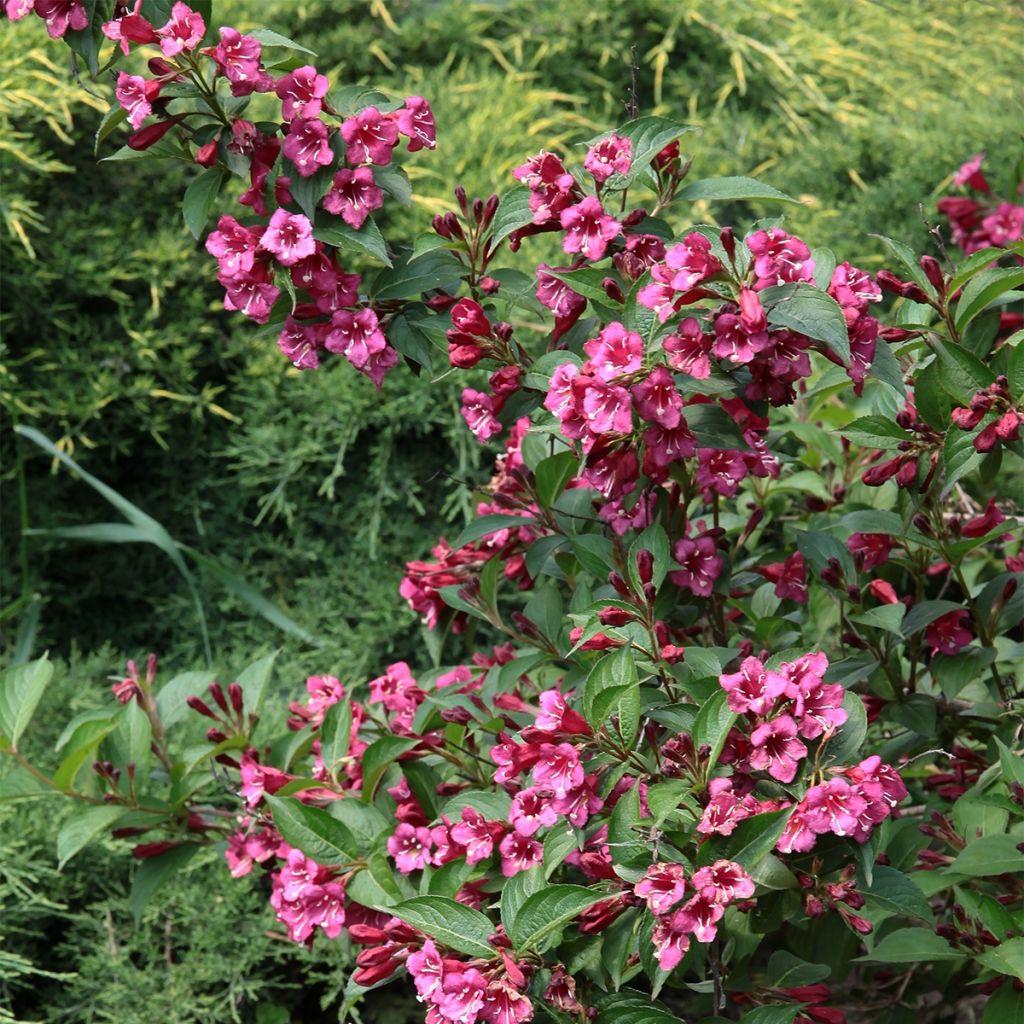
483;193;500;229
995;410;1022;442
974;422;999;452
895;458;918;487
635;548;654;584
128;117;183;151
347;924;388;944
719;226;736;261
206;727;227;743
208;681;229;714
187;695;216;719
919;255;945;293
195;140;219;166
598;606;633;626
608;572;631;598
147;57;176;77
132;841;177;859
479;276;500;294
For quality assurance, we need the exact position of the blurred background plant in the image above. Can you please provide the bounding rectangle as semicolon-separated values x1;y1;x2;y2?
1;1;1022;1021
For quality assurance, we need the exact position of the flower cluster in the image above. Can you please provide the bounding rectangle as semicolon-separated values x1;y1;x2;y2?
938;153;1024;255
635;859;755;970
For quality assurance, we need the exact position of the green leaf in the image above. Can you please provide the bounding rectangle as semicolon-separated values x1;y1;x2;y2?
715;809;792;871
315;218;392;266
677;175;798;205
984;983;1024;1024
604;116;698;190
488;187;534;247
862;866;933;922
693;689;737;770
871;234;935;296
155;670;213;728
824;691;868;766
264;795;359;866
319;699;353;780
508;884;608;951
451;514;533;550
954;267;1024;333
535;451;579;508
949;834;1024;876
941;426;983;495
857;927;964;963
360;735;420;801
933;338;996;406
760;283;851;363
438;789;512;822
583;646;638;728
849;604;906;635
628;524;672;591
766;950;831;987
543;826;580;878
948;248;1010;295
247;27;317;55
841;415;914;450
390;896;495;958
500;866;545;934
595;990;685;1024
0;655;52;749
914;359;952;430
900;600;964;638
56;804;126;869
684;403;751;450
51;718;119;790
131;845;198;925
182;167;225;240
94;104;129;157
738;1006;801;1024
372;249;463;302
235;651;278;719
996;738;1024;787
977;939;1024;982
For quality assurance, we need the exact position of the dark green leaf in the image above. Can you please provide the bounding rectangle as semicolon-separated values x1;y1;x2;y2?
761;283;851;363
857;927;964;963
693;689;737;770
954;267;1024;333
933;338;997;406
0;655;53;749
841;415;914;450
595;990;685;1024
155;670;213;728
131;845;198;924
900;600;965;638
57;804;126;869
319;699;353;780
950;835;1024;876
677;176;798;205
766;950;831;988
508;884;608;951
247;27;316;55
976;939;1024;982
182;167;225;239
862;865;934;922
264;795;359;865
235;651;278;719
315;218;392;266
360;735;420;801
535;451;579;508
390;896;495;958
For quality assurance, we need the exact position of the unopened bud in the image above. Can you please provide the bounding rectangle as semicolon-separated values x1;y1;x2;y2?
228;682;244;714
919;255;945;293
636;549;654;584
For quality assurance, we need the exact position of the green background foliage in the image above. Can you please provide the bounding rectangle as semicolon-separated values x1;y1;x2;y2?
1;1;1022;1021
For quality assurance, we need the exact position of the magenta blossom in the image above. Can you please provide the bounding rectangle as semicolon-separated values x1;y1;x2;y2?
322;167;384;229
276;65;330;121
584;133;632;182
260;209;316;266
560;196;622;261
387;822;433;873
670;533;723;598
720;656;788;716
32;0;88;38
925;609;974;656
634;862;687;915
156;2;204;56
115;73;159;130
283;117;333;176
395;95;436;151
341;105;399;166
748;715;807;783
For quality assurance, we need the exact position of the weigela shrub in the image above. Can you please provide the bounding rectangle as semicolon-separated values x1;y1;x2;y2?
2;5;1023;1024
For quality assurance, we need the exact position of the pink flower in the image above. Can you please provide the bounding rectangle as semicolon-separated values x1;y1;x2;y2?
551;780;603;828
387;823;433;873
758;551;808;603
581;378;633;434
439;967;488;1023
33;0;88;38
712;312;768;365
981;202;1024;245
829;262;882;313
776;806;817;854
961;497;1006;538
802;778;868;838
260;209;316;267
560;195;621;261
652;915;691;971
239;751;291;807
325;309;388;370
536;264;586;341
407;938;445;1001
642;423;697;474
954;153;990;193
634;862;688;915
208;27;263;87
205;215;262;277
661;233;722;291
691;860;754;903
720;656;788;716
583;321;643;381
480;979;533;1024
532;742;584;798
637;281;681;323
461;388;503;443
514;152;577;225
269;848;346;942
218;262;280;324
544;967;582;1013
632;367;682;427
341;105;399;166
670;533;723;598
584;133;632;182
367;660;421;713
450;807;502;864
509;788;559;837
535;689;591;735
499;832;542;877
748;715;807;783
276;65;329;121
395;95;436;151
697;778;758;836
277;316;321;370
322;166;385;229
102;1;156;55
925;610;974;656
673;891;725;943
696;447;749;498
663;318;713;377
156;2;204;56
746;227;814;289
283;117;334;176
847;532;893;570
115;73;159;130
